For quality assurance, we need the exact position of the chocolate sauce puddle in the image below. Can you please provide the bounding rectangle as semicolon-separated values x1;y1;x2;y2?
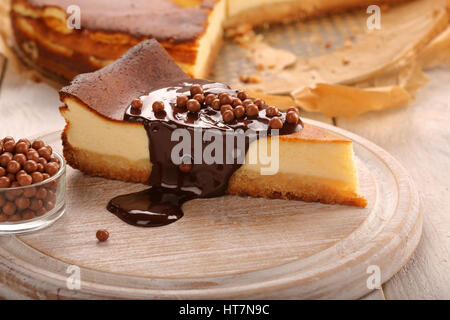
107;187;195;227
107;79;302;227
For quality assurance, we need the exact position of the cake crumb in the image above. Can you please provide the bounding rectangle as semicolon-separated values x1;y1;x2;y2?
239;74;261;84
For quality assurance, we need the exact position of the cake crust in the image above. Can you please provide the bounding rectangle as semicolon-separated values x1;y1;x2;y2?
227;170;367;207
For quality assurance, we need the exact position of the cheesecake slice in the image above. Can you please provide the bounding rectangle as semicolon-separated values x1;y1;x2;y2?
11;0;226;79
225;0;409;28
59;39;366;208
11;0;409;80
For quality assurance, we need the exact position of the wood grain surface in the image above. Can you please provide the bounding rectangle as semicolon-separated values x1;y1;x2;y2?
336;68;450;299
0;52;448;299
0;120;421;299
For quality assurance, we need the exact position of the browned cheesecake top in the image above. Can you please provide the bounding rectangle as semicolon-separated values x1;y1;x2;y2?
60;39;188;120
25;0;217;42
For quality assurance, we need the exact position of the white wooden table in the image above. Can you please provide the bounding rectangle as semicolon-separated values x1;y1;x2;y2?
0;55;449;299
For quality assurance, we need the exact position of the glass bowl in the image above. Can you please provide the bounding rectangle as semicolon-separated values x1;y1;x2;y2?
0;152;66;234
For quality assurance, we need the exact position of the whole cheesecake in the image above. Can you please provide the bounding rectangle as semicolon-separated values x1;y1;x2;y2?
11;0;408;80
59;39;367;209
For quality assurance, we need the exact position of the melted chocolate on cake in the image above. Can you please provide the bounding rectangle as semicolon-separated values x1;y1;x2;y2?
107;80;303;227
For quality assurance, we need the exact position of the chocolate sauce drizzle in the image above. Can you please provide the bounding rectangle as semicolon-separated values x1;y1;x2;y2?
107;80;302;227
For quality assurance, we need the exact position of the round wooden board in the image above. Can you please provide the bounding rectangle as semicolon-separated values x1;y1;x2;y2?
0;119;421;299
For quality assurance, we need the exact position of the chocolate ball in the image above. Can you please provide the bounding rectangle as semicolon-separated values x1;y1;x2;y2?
193;93;205;104
22;210;35;220
286;111;300;124
222;110;235;123
232;97;243;107
23;187;37;198
45;201;55;211
26;150;39;162
0;176;10;188
265;106;279;117
17;174;32;186
205;94;216;105
31;172;44;183
237;91;248;101
0;194;5;206
16;169;26;178
176;95;189;108
31;140;45;150
269;117;284;129
245;104;259;116
6;160;21;174
35;207;47;217
13;153;27;166
0;167;5;177
219;93;233;105
5;189;17;201
254;98;265;109
0;152;13;167
44;162;59;176
186;99;201;113
243;99;254;107
220;104;233;114
211;99;221;110
38;147;52;161
9;182;22;197
29;199;43;211
50;155;60;164
36;163;44;173
15;141;29;154
3;140;16;153
15;197;30;210
36;187;48;200
2;202;16;216
96;229;109;242
46;190;57;203
152;101;165;113
24;160;38;173
287;107;300;115
0;214;6;222
190;84;203;96
234;105;245;118
218;92;228;100
17;139;31;148
131;99;143;110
